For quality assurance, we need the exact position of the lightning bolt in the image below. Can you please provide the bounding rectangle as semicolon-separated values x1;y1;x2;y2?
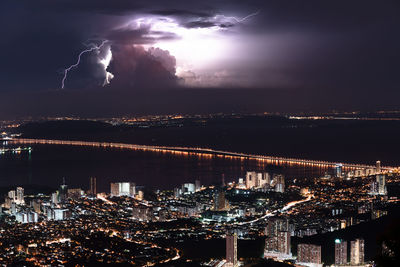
219;10;260;24
61;40;108;89
235;10;260;22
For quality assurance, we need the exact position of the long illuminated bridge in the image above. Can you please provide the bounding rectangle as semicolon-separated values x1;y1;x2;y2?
1;138;395;171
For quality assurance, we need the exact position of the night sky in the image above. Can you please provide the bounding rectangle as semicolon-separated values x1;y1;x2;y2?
1;0;399;118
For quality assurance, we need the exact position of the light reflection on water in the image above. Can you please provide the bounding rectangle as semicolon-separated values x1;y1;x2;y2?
0;144;331;192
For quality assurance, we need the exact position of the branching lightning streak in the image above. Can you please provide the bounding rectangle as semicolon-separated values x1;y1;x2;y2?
223;10;260;23
61;40;108;89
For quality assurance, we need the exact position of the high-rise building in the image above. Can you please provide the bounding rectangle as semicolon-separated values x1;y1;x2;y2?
16;187;24;204
68;188;83;200
226;233;238;267
137;190;144;200
89;177;97;196
59;178;68;203
277;231;291;255
350;239;364;265
370;174;387;195
182;183;195;194
297;244;321;265
110;182;136;197
376;174;387;195
265;218;289;237
32;199;42;214
8;190;16;201
370;181;378;195
376;161;381;173
214;191;229;211
265;218;291;256
15;211;39;224
274;174;285;193
173;187;181;198
51;191;59;204
4;197;12;209
246;171;271;189
11;202;17;214
110;183;119;197
265;232;291;256
53;208;70;221
334;164;343;178
257;172;270;188
195;179;201;192
246;171;257;189
335;239;347;265
264;172;271;186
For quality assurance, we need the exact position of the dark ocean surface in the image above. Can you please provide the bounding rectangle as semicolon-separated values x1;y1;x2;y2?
0;144;328;192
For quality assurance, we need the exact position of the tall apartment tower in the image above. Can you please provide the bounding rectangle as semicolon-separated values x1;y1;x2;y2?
376;174;387;195
195;179;201;192
16;187;24;204
350;238;365;265
277;231;291;255
265;218;291;255
245;171;257;189
274;174;285;193
246;171;270;189
297;244;322;265
89;177;97;196
334;164;343;178
214;191;229;211
335;239;347;265
256;172;270;188
226;232;238;267
110;182;136;197
59;178;68;204
265;218;289;237
8;190;16;200
376;161;381;173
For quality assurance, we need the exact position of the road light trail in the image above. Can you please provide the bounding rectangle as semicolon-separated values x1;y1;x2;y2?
235;194;313;226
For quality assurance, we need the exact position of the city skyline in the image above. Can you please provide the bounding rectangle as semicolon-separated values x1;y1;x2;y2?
1;165;392;265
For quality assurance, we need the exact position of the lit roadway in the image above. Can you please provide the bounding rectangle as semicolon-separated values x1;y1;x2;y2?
235;194;314;226
2;138;394;170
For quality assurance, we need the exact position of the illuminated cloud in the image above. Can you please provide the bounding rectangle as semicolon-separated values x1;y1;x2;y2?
119;15;239;86
106;22;180;45
108;45;178;89
60;11;255;89
98;44;114;86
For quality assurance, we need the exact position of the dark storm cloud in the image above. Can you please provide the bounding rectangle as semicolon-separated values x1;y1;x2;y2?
25;0;143;15
181;19;235;29
182;15;239;29
184;21;218;29
108;45;178;89
149;9;213;18
26;0;217;17
219;23;235;29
